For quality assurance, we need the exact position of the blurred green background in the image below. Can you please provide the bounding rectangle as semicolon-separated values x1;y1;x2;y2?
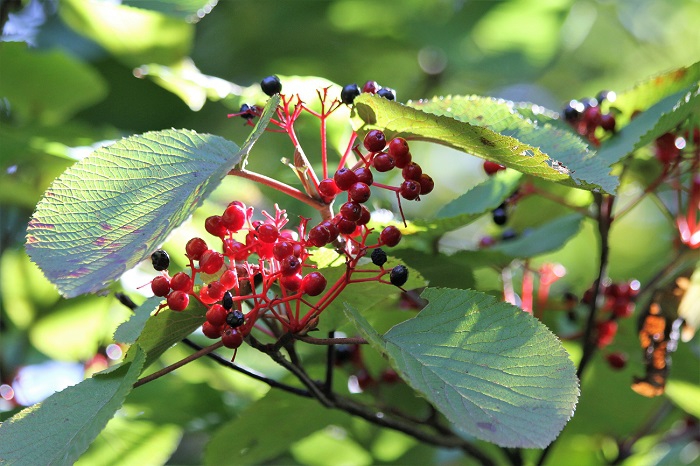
1;0;699;464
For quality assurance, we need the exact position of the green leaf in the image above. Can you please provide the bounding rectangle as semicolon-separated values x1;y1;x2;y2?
490;213;584;258
59;0;193;67
125;300;207;370
665;380;700;418
345;288;579;448
291;428;373;466
611;60;700;127
205;390;350;466
418;169;522;231
122;0;218;21
26;96;278;297
390;249;475;289
113;296;162;344
598;85;700;167
0;42;107;125
352;94;614;193
0;346;146;465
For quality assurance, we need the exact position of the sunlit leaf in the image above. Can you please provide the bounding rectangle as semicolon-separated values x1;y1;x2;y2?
59;0;193;67
490;213;584;258
0;42;107;125
665;379;700;418
598;85;700;167
0;346;146;464
122;0;218;22
26;97;278;297
352;94;614;192
113;296;163;345
610;60;700;127
345;288;579;448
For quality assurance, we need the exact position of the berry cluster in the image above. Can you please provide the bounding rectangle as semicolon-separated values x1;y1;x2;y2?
148;76;431;355
340;80;396;106
562;91;617;146
581;279;639;348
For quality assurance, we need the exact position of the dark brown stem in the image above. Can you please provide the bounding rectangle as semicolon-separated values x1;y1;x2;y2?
133;341;224;388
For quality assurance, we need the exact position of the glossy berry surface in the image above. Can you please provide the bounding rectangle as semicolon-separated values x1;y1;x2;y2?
222;204;247;232
202;321;223;339
401;162;422;181
362;81;381;94
389;265;409;287
167;290;189;311
257;224;279;243
222;328;244;348
483;161;506;175
199;250;224;274
239;103;254;120
302;272;327;296
492;208;507;225
222;291;234;310
308;225;332;247
340;202;362;222
151;276;171;297
151;249;170;271
170;272;192;292
280;273;302;292
418;174;434;194
349;182;371;203
377;87;396;100
371;248;387;266
363;130;387;153
260;75;282;96
280;255;302;276
354;167;373;185
334;168;358;191
226;310;245;328
318;178;339;199
186;237;208;260
206;304;228;327
380;226;401;247
205;215;228;238
373;153;395;172
340;83;361;105
399;180;421;200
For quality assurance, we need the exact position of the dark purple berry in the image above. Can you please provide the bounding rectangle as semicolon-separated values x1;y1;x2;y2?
377;88;396;101
260;75;282;96
151;249;170;271
389;265;409;287
226;310;245;328
371;248;387;266
341;83;361;105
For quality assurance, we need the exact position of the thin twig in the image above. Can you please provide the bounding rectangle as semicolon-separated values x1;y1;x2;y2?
293;335;368;345
133;341;224;388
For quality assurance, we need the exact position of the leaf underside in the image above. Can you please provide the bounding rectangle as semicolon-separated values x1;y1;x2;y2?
26;96;279;297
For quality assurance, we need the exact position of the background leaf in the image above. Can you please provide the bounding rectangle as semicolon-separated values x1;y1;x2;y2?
113;296;163;345
345;287;579;448
489;213;584;258
26;97;277;297
352;94;614;192
0;346;146;465
122;0;219;22
598;85;700;167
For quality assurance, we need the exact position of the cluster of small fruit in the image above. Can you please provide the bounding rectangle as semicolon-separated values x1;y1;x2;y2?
149;201;411;350
580;279;639;369
653;129;699;166
340;80;397;105
562;90;617;146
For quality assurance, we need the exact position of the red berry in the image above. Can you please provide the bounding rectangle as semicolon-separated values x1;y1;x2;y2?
318;178;339;200
606;352;627;370
206;304;228;327
167;290;189;311
333;168;358;191
356;206;371;225
220;269;237;289
401;162;423;181
186;237;208;261
222;328;244;349
373;153;395;172
257;223;279;243
320;220;340;242
222;204;247;232
381;368;400;383
202;321;223;339
340;201;362;222
302;272;327;296
354;167;374;185
363;130;387;153
655;133;680;164
273;241;295;261
362;81;381;94
388;137;410;159
205;215;228;238
151;276;171;297
596;320;618;348
600;114;616;132
483;161;506;175
380;226;402;247
336;217;357;235
198;286;218;305
399;180;421;200
170;272;192;292
418;174;434;194
349;182;371;203
280;273;302;292
611;298;634;318
308;225;332;247
280;255;302;276
206;281;226;301
199;250;224;274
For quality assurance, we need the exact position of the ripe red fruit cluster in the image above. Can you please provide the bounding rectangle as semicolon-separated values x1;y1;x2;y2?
581;279;639;348
562;91;617;146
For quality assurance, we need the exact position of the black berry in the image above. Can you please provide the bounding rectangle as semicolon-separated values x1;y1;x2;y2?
341;83;361;105
389;265;408;287
562;101;582;122
222;291;233;310
239;104;254;120
151;249;170;271
492;208;507;225
371;248;387;266
502;228;517;241
226;310;245;328
377;88;396;101
260;75;282;96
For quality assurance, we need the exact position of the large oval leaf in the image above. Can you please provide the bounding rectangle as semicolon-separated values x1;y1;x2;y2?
26;96;279;297
345;287;579;448
351;94;614;193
